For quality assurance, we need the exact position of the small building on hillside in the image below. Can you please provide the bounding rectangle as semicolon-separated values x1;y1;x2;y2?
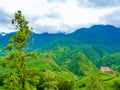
100;67;111;73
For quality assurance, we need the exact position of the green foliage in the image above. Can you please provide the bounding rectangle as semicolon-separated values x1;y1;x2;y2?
99;52;120;71
77;72;120;90
36;46;98;76
67;52;97;76
86;76;105;90
41;72;58;90
81;45;106;65
1;10;37;90
1;11;120;90
36;71;75;90
113;79;120;90
0;11;77;90
57;79;75;90
0;74;5;86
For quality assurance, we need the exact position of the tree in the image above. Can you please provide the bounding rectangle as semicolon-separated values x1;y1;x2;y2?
57;79;74;90
113;79;120;90
86;76;105;90
2;10;38;90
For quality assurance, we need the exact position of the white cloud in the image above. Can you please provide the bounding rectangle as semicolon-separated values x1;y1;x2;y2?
0;24;15;33
77;0;120;8
101;8;120;27
0;0;119;33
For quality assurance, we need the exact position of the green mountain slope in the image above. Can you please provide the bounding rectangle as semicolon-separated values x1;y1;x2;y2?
99;52;120;71
78;72;120;90
65;52;98;76
80;45;107;65
1;25;120;89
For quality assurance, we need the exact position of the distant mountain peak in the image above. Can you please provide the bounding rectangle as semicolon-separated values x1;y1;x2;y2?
90;24;117;29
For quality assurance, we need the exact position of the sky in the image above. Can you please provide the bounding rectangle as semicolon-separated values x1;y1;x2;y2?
0;0;120;34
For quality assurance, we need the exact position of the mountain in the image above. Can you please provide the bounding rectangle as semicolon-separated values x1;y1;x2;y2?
65;52;97;76
29;25;120;53
99;52;120;71
1;25;120;52
69;25;120;53
1;25;120;89
35;46;98;76
1;25;120;72
78;72;120;90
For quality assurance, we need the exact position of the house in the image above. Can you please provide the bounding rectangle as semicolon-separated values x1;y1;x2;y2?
100;67;111;73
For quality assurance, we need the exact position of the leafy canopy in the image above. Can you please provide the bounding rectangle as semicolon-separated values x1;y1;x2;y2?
2;10;37;90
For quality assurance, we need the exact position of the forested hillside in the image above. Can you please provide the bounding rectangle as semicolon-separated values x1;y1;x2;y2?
0;11;120;90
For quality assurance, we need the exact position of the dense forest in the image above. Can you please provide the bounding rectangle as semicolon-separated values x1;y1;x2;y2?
0;11;120;90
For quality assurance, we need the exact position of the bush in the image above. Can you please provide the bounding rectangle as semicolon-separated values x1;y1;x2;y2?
113;79;120;90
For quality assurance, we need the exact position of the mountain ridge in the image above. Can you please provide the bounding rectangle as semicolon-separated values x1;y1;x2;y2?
1;24;120;52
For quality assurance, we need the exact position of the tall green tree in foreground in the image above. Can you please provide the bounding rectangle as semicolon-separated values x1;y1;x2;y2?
2;10;38;90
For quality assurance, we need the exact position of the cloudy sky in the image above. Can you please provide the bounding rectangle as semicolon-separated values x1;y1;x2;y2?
0;0;120;34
